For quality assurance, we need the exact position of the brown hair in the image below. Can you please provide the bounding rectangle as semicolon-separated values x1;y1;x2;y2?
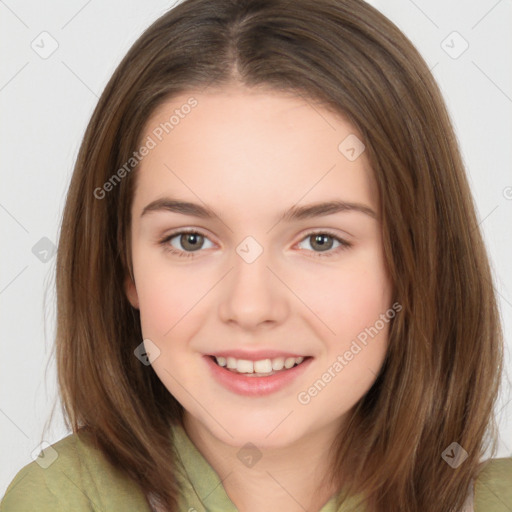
49;0;504;510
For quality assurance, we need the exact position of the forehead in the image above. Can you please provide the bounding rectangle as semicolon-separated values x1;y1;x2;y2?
133;85;378;215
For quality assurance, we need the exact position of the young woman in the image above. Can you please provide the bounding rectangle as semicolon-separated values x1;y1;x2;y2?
1;0;510;511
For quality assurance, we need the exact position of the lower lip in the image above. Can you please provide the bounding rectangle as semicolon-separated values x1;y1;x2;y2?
203;355;313;397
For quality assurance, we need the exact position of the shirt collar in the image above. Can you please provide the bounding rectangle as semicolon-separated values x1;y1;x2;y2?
171;421;238;511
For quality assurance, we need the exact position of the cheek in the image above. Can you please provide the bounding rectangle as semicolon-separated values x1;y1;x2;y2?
132;249;204;338
296;246;392;339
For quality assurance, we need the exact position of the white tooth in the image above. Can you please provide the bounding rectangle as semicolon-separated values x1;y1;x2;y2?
222;356;306;374
254;359;273;373
271;357;285;370
284;357;296;369
236;359;254;373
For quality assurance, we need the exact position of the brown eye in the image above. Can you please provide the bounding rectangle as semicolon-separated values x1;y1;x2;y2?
309;234;334;252
159;230;214;257
178;232;204;252
297;231;352;257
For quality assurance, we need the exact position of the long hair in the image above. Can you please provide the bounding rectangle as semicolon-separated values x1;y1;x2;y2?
50;0;504;510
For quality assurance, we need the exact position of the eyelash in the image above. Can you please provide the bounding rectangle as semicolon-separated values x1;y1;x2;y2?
158;228;352;259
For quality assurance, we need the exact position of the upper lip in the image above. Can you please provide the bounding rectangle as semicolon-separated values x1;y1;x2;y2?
206;350;310;361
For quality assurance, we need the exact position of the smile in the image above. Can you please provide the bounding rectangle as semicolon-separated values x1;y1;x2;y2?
204;355;313;396
212;355;307;376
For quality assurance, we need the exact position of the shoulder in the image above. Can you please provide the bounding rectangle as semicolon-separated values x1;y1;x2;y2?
474;457;512;511
0;430;151;511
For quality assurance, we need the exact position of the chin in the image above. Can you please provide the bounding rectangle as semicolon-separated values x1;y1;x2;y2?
206;414;307;448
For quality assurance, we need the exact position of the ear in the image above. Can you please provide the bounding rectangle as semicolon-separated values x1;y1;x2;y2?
124;274;140;309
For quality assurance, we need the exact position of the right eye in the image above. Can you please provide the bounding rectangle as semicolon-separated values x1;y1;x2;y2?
159;229;215;258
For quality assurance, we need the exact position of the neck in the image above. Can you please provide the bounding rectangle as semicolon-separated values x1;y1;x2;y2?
182;414;343;512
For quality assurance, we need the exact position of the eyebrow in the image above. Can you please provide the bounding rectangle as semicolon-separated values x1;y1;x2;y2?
140;197;377;221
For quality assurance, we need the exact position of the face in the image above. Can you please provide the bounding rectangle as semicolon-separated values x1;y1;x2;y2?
126;84;393;449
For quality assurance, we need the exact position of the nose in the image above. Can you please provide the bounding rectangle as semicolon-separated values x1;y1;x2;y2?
217;247;289;330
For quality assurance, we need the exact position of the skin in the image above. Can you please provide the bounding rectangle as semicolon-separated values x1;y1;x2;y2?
125;83;393;512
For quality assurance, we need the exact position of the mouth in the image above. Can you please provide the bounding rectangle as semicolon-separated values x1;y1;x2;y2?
208;354;312;377
204;353;314;396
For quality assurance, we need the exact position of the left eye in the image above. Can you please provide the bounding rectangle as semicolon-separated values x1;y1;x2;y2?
159;230;351;258
296;232;351;256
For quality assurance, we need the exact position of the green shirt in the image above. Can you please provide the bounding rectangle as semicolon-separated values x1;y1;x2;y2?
1;423;511;511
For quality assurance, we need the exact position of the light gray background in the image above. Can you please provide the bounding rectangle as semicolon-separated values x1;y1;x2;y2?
1;0;511;497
